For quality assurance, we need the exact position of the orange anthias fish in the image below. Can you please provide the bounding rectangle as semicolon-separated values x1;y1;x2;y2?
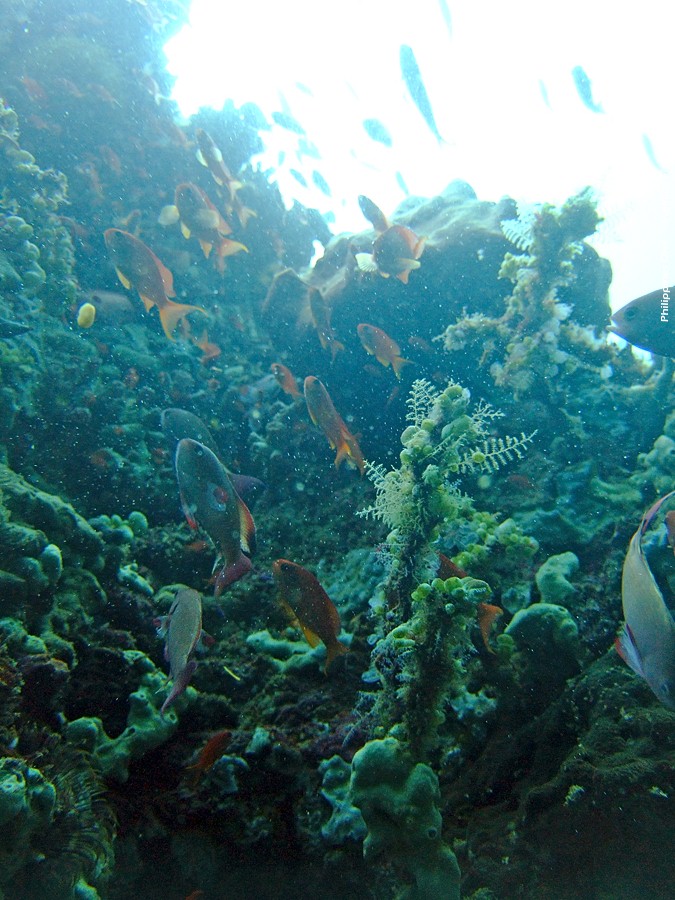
308;288;344;360
304;376;365;474
189;327;222;364
355;194;425;284
357;323;411;378
272;559;349;673
158;183;247;272
195;128;255;228
477;602;503;654
270;362;301;398
104;229;206;340
187;729;232;785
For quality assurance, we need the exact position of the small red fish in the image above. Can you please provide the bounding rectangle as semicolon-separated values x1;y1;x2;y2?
187;729;232;785
189;327;221;364
304;376;364;474
270;362;301;398
104;229;206;340
308;288;344;360
272;559;349;673
357;323;411;378
477;602;503;654
355;196;425;284
437;553;467;580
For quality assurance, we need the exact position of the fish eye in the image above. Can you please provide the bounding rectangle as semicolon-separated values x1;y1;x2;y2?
624;307;638;321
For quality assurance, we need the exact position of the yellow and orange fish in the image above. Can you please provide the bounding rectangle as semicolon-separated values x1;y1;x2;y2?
357;323;411;378
304;376;364;474
104;229;206;340
355;194;425;284
270;362;301;398
272;559;349;673
159;182;247;272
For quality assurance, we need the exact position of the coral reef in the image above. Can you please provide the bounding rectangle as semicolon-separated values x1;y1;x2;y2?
0;2;672;897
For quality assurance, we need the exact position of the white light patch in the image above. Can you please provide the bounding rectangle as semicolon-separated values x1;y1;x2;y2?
164;0;675;308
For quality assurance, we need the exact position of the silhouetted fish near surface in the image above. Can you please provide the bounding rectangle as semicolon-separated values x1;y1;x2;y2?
610;286;673;357
0;316;30;337
615;491;675;709
395;171;409;195
642;134;667;174
271;111;305;134
362;118;392;147
438;0;453;37
289;168;308;188
312;170;331;196
572;65;604;113
400;44;443;142
538;79;551;109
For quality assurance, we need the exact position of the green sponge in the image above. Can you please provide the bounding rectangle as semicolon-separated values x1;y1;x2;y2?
349;738;460;900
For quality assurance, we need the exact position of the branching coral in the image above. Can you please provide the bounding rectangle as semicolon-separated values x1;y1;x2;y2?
439;189;611;397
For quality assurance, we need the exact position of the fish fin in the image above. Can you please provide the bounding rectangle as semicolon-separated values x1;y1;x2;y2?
115;267;131;290
138;293;156;312
300;623;321;648
391;356;412;379
214;554;252;596
153;615;170;638
160;659;198;716
237;206;256;228
196;148;207;167
615;625;645;678
198;239;213;258
198;630;216;650
640;490;675;538
181;222;192;240
237;496;257;556
355;253;378;274
158;205;180;226
218;239;248;257
413;236;427;259
324;639;350;674
158;300;207;341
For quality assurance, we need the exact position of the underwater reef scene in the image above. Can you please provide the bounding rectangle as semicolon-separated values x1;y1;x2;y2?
0;2;674;899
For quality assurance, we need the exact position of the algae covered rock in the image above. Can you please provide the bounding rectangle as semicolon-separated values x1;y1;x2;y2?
0;757;56;885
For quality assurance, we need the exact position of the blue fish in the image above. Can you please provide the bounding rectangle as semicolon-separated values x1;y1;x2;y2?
615;491;675;709
572;65;604;113
400;45;444;143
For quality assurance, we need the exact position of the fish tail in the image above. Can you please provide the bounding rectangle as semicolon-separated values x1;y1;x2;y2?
324;640;350;674
214;554;252;596
392;356;413;379
158;300;207;341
